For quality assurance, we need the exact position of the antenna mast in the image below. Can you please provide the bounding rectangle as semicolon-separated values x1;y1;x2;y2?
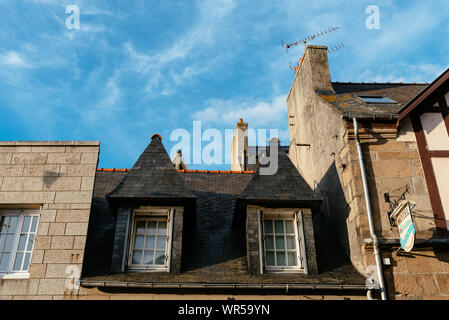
282;26;340;52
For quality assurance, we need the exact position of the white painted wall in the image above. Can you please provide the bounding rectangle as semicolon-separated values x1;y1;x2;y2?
420;112;449;150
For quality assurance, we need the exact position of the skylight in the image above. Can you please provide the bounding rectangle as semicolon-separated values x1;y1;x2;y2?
356;95;397;104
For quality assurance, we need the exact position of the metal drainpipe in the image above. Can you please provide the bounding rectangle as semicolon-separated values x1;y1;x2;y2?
353;117;387;300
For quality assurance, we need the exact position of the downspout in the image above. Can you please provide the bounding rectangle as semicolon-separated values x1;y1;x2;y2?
353;117;387;300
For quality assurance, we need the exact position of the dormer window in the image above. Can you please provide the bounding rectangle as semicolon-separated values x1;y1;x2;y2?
356;95;397;104
127;208;174;272
259;210;308;273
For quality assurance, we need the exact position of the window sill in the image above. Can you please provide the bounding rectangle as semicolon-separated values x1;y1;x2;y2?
127;268;169;273
0;272;30;279
264;268;305;274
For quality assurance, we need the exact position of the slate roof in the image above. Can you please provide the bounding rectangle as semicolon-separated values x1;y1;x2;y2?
316;82;428;120
83;170;128;276
81;170;364;288
107;135;195;201
240;142;322;207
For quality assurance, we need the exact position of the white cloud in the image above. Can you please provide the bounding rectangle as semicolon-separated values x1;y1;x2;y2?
0;51;32;68
352;63;448;83
192;94;288;129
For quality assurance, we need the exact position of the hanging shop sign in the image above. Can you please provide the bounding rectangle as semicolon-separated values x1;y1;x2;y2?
390;200;416;252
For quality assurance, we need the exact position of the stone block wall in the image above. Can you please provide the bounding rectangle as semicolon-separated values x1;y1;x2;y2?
341;122;449;299
0;141;99;300
302;209;318;274
341;125;435;242
246;206;260;274
364;247;449;299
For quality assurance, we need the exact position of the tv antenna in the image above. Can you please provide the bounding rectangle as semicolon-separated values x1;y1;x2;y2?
282;27;340;53
328;43;345;54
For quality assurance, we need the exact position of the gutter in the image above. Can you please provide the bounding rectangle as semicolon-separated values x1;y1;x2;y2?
353;117;387;300
372;238;449;248
80;280;367;292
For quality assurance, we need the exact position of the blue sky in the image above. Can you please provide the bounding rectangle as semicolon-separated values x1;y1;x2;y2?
1;0;448;170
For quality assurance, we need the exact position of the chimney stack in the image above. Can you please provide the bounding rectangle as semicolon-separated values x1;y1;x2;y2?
172;149;187;170
296;45;334;93
231;118;248;171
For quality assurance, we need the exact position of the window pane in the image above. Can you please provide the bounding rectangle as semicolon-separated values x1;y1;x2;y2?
157;221;167;234
147;221;157;234
18;234;27;251
154;251;165;265
9;216;18;232
266;252;275;266
4;234;15;251
0;253;9;271
145;236;155;250
27;234;35;251
0;217;6;233
156;236;166;250
132;250;142;264
358;96;396;104
21;216;31;233
136;221;146;234
23;253;31;271
285;220;294;233
287;252;297;266
134;236;144;249
30;216;38;233
275;236;285;249
265;236;274;250
264;220;273;234
275;220;284;233
0;234;5;250
143;251;154;265
13;252;23;271
276;252;286;266
286;236;296;249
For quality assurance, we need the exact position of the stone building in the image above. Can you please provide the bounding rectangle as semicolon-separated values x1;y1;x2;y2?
0;141;99;299
1;45;448;300
287;45;449;299
0;132;367;299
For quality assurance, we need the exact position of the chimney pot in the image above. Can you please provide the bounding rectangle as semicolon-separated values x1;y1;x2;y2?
151;134;162;141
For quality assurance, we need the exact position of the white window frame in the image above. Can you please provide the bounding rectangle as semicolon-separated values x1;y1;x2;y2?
259;209;308;274
126;208;174;272
0;209;40;279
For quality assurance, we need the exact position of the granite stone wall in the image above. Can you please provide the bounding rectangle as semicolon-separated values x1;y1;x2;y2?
0;141;99;300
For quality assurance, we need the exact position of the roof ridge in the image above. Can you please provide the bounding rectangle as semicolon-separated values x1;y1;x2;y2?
107;136;195;200
97;168;130;172
97;168;256;174
332;81;429;85
177;170;255;174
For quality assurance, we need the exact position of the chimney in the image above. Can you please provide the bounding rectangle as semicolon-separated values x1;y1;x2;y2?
172;149;187;170
295;45;333;93
231;118;248;171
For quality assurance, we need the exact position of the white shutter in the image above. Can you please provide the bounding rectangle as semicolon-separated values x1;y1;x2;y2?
258;210;264;275
295;211;308;274
166;209;175;272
